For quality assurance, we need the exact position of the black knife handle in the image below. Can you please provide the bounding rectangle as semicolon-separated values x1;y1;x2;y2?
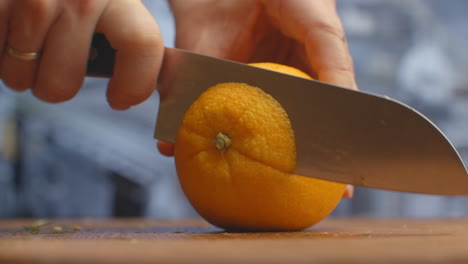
87;33;115;77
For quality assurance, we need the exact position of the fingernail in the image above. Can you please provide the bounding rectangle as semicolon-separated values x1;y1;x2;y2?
343;185;354;199
110;104;131;111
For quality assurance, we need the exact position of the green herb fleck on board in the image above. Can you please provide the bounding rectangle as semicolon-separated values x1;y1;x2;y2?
23;226;41;234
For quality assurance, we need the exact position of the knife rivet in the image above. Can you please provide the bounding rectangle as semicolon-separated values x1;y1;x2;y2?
215;132;231;151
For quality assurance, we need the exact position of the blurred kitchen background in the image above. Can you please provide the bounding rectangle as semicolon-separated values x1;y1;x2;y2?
1;0;468;219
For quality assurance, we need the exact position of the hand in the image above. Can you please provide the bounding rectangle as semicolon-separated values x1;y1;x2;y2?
160;0;356;198
0;0;163;110
169;0;356;87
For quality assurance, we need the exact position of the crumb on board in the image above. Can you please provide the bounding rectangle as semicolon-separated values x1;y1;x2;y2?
52;226;63;233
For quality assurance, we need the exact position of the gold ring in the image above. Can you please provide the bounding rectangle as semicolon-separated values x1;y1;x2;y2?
6;46;40;61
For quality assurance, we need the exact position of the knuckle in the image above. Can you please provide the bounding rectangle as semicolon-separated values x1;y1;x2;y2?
67;0;101;19
123;32;162;51
132;87;154;103
0;1;11;17
312;21;346;43
325;56;354;73
116;87;153;104
319;62;354;77
332;65;354;75
108;81;155;106
1;75;32;92
33;79;78;103
20;0;55;24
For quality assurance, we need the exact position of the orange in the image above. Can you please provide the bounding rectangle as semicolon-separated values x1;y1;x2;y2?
174;62;346;231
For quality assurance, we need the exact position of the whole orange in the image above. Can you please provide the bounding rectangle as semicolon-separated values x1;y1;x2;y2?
174;63;346;231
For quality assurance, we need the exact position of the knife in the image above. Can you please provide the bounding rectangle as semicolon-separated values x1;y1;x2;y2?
87;33;468;195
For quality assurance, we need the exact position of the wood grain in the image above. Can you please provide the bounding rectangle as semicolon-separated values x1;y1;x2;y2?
1;218;467;263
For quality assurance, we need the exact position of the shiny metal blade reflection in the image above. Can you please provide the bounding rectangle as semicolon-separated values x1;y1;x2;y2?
155;48;468;195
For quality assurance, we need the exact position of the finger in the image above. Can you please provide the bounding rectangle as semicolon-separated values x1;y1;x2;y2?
96;0;163;110
1;0;58;91
33;0;108;102
157;141;175;157
342;185;354;199
266;0;357;90
0;0;12;76
172;1;261;62
304;20;357;90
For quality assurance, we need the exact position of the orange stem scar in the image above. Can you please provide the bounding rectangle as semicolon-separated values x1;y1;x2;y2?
215;132;231;150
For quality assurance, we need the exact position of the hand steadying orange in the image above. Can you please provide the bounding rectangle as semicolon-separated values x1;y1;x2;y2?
160;0;356;198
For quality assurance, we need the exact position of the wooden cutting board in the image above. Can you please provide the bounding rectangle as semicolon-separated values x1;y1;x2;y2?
1;218;467;263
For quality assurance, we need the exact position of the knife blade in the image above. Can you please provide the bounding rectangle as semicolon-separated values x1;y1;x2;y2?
87;33;468;195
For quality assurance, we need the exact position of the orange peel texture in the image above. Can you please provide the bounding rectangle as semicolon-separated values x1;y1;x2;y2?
175;62;346;231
